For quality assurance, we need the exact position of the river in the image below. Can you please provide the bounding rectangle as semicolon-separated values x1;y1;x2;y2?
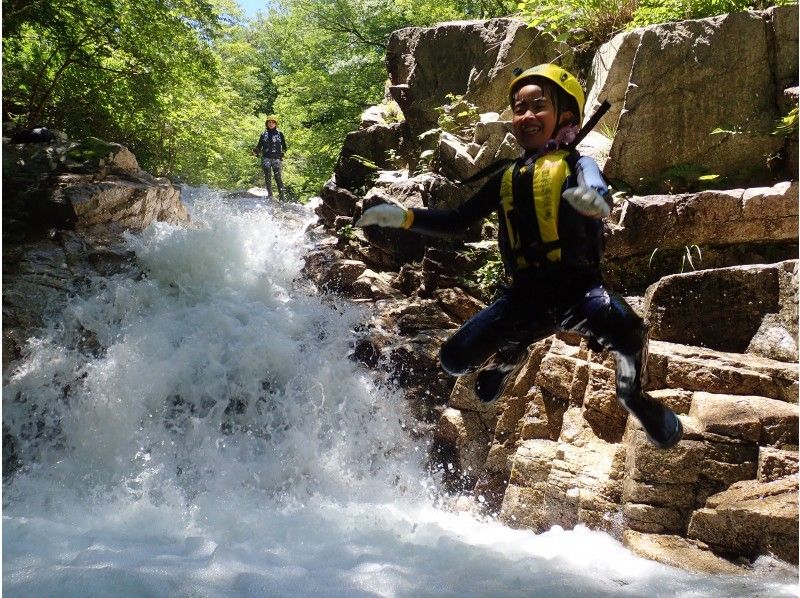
3;188;797;597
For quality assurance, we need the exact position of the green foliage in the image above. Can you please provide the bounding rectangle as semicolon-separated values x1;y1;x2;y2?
773;106;799;137
339;223;357;239
0;0;514;192
598;122;617;140
2;0;270;187
458;239;507;300
655;163;722;193
517;0;639;47
250;0;501;196
474;254;506;297
436;93;481;140
630;0;794;27
383;100;404;124
518;0;796;50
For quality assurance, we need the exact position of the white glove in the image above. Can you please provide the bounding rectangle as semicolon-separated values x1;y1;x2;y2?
562;185;611;219
355;203;408;228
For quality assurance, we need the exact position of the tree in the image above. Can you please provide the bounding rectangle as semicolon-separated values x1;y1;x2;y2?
2;0;517;191
249;0;515;195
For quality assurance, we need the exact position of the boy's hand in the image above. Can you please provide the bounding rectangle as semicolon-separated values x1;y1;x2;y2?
355;204;408;228
562;185;611;219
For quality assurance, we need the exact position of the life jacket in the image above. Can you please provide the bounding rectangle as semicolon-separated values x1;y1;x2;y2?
259;130;284;157
498;149;603;276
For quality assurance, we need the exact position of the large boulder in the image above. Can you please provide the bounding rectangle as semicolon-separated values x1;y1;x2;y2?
768;5;799;100
3;137;188;237
687;476;798;564
430;323;798;564
603;8;797;189
2;135;190;373
386;19;569;135
316;178;360;227
61;136;140;175
584;29;642;133
54;173;188;232
605;182;798;260
689;391;798;447
642;261;798;359
334;122;410;192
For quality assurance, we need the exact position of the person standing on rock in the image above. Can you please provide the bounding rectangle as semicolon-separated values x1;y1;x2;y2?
356;64;682;449
253;116;287;200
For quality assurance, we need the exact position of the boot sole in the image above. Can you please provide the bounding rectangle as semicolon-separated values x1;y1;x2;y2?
646;415;683;449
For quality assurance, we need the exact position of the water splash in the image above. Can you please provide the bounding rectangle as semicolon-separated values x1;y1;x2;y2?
3;189;797;597
4;190;425;509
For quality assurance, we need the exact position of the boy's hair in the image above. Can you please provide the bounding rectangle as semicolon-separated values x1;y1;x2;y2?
511;76;580;128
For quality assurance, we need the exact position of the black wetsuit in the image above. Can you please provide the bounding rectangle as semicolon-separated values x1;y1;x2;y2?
407;150;679;447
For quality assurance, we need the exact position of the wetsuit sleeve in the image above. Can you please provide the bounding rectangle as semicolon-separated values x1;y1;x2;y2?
407;172;502;237
255;133;264;154
573;155;612;212
575;156;608;195
280;132;287;154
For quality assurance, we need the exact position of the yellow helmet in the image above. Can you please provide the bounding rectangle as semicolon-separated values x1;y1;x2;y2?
509;64;585;122
265;115;279;125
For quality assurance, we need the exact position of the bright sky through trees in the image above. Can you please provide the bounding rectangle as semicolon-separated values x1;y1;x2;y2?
236;0;267;17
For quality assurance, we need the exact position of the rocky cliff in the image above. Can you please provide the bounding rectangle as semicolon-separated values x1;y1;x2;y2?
305;7;799;573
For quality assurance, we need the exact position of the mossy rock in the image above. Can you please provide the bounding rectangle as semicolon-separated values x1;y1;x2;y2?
64;137;139;173
65;136;118;161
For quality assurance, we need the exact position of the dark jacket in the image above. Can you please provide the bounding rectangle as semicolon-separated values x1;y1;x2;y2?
409;151;609;285
255;129;287;158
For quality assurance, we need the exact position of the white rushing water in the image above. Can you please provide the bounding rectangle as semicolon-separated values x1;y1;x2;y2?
3;188;797;597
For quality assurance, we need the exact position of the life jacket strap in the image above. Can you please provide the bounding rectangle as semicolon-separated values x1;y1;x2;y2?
511;239;562;269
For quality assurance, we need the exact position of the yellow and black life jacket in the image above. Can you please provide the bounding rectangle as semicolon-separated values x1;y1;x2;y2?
499;149;573;274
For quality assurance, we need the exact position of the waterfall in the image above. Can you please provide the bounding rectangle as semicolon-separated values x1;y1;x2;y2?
3;189;796;597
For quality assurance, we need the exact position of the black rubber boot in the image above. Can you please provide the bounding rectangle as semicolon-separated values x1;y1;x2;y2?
620;392;683;448
615;350;682;448
473;350;527;403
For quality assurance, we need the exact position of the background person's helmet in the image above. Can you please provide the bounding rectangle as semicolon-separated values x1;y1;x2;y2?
508;64;585;123
265;115;279;125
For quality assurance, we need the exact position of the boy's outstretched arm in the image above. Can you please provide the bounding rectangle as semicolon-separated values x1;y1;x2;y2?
355;203;413;229
356;173;501;235
561;156;611;219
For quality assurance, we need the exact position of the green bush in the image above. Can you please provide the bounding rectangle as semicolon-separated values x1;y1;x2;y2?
518;0;797;49
516;0;639;47
630;0;795;27
436;93;482;140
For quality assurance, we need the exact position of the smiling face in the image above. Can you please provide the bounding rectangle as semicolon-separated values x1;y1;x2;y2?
266;120;277;129
511;82;573;152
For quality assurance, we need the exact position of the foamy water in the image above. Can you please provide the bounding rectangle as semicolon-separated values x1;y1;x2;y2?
3;189;797;597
